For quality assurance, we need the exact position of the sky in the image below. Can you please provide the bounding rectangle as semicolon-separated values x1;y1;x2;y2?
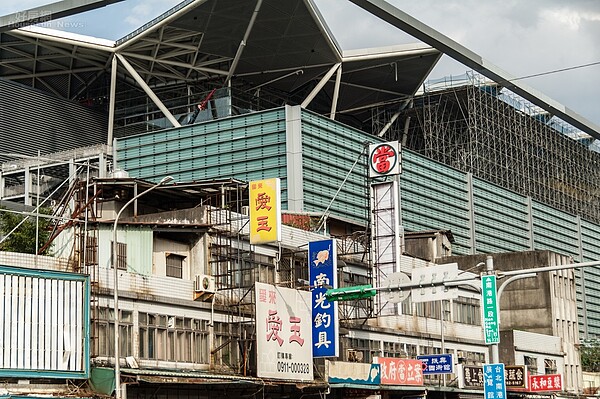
1;0;599;128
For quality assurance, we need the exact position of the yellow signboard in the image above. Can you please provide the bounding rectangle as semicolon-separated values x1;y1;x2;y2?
249;178;281;244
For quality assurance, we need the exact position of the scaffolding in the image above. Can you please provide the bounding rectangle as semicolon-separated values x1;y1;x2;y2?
379;72;600;223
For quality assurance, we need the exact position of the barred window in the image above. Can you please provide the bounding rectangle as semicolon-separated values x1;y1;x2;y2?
420;345;442;355
293;256;309;285
240;254;275;287
85;235;98;265
111;241;127;270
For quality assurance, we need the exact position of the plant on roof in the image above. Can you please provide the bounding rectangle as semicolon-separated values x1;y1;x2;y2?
0;207;53;255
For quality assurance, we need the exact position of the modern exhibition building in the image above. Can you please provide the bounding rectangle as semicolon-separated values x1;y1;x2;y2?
1;1;599;398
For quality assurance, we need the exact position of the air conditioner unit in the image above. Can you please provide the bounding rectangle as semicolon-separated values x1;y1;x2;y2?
241;206;250;216
195;274;216;293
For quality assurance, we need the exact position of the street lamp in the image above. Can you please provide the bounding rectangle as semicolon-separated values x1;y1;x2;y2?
113;176;173;399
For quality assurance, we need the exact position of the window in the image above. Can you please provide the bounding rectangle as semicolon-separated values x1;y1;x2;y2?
139;312;209;363
545;358;557;374
85;235;98;265
415;301;441;319
383;341;405;358
213;322;240;368
293;256;309;285
405;344;418;358
111;241;127;270
524;356;538;374
453;297;481;325
401;297;412;315
94;307;133;358
456;351;485;366
240;254;275;287
343;337;379;363
420;345;442;355
166;253;185;278
383;342;416;358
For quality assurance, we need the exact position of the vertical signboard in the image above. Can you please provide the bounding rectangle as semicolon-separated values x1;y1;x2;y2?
249;178;281;244
483;363;506;399
369;141;401;177
255;282;313;381
375;357;424;386
309;239;339;357
481;275;499;344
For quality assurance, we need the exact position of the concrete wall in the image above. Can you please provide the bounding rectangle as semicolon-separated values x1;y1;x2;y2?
442;250;581;391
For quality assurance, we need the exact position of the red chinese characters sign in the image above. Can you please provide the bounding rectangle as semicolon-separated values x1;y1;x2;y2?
369;141;401;177
529;374;562;392
375;357;424;386
249;178;281;244
255;282;313;381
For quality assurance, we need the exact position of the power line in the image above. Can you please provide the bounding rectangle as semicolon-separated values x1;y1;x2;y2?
512;60;600;82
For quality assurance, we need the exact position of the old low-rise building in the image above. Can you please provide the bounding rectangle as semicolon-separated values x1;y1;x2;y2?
0;176;583;399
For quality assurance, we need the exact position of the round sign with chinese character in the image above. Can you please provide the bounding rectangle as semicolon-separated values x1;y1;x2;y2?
369;141;400;177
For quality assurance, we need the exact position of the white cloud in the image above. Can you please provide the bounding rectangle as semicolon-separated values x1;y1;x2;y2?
542;9;582;30
541;7;600;31
123;0;181;28
316;0;600;126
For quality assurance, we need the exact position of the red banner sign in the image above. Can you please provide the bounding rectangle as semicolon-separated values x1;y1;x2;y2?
529;374;562;392
374;357;424;386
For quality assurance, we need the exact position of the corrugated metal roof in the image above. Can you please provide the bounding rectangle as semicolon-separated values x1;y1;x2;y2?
120;368;329;389
120;367;261;382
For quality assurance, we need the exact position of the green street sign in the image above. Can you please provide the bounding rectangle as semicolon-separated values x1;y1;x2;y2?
325;285;377;301
481;275;499;344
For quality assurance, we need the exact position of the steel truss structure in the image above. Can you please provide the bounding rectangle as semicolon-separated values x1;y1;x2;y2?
381;73;600;224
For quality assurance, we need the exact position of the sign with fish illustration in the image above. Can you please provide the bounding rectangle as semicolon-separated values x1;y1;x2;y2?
308;239;339;357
